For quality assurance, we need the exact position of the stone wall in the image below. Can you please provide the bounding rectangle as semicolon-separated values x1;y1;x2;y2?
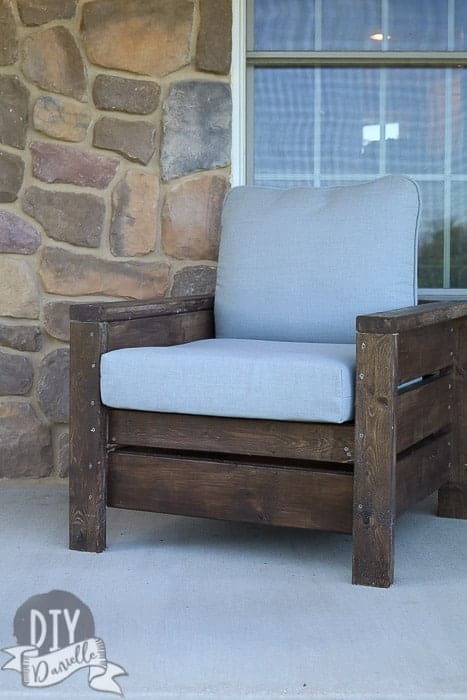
0;0;232;478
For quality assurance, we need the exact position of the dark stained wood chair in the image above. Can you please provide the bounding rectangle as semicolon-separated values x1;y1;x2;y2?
69;177;467;587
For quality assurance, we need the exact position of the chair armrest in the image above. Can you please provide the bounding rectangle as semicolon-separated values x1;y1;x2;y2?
70;295;215;352
69;294;214;323
357;300;467;334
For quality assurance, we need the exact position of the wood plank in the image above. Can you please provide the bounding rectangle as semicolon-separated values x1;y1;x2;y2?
107;310;214;351
357;300;467;334
396;374;452;453
109;410;355;463
70;294;214;322
397;321;455;384
396;433;451;516
353;332;398;587
69;320;109;552
108;450;354;533
438;318;467;518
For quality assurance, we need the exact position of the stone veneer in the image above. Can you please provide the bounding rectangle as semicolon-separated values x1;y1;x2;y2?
0;0;232;478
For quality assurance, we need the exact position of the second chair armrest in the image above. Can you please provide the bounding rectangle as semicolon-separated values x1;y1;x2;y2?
357;300;467;334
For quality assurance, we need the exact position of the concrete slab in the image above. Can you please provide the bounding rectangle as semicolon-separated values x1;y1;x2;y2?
0;480;466;699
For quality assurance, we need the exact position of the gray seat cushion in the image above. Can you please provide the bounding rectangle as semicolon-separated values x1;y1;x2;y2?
101;338;356;424
215;176;420;344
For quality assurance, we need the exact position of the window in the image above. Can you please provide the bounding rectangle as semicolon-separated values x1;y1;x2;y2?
239;0;467;295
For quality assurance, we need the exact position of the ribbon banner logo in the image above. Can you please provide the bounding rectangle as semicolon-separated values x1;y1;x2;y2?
1;590;127;695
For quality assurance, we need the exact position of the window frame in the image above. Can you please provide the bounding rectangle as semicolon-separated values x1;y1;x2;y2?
231;0;467;298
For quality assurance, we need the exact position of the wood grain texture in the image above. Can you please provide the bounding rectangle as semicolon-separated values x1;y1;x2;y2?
397;322;455;384
353;332;398;587
396;433;450;516
69;320;108;552
396;374;452;453
357;300;467;334
108;450;354;533
109;410;355;463
106;310;214;351
438;318;467;518
69;294;214;322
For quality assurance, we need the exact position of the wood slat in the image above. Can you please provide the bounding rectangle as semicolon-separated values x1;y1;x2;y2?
106;310;214;351
396;374;452;453
109;410;355;463
396;433;450;516
353;332;397;587
357;300;467;334
397;321;455;384
108;450;354;533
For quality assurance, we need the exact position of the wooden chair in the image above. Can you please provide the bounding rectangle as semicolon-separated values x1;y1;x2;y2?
69;176;467;587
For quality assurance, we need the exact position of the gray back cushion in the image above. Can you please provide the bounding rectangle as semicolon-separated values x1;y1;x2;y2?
214;176;420;344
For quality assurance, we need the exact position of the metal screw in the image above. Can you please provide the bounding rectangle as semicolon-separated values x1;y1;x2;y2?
90;427;96;433
90;400;95;406
90;332;94;337
450;351;454;357
358;503;363;510
359;372;365;380
359;432;364;439
91;363;96;368
450;327;454;333
88;463;93;469
361;342;366;350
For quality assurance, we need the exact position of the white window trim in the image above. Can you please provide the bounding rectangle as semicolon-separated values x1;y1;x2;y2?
231;0;247;186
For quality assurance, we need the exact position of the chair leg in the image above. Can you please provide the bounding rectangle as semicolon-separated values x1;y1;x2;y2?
438;320;467;519
69;438;108;552
352;332;397;587
69;320;108;552
438;483;467;519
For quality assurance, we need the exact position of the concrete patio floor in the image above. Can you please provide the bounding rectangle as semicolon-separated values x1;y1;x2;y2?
0;480;466;700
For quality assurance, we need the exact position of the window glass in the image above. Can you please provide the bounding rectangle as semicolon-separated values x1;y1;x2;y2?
321;0;381;51
450;183;467;287
387;0;448;51
253;68;314;186
451;69;467;173
417;182;445;288
254;0;315;50
455;0;467;49
321;69;380;175
385;68;445;174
